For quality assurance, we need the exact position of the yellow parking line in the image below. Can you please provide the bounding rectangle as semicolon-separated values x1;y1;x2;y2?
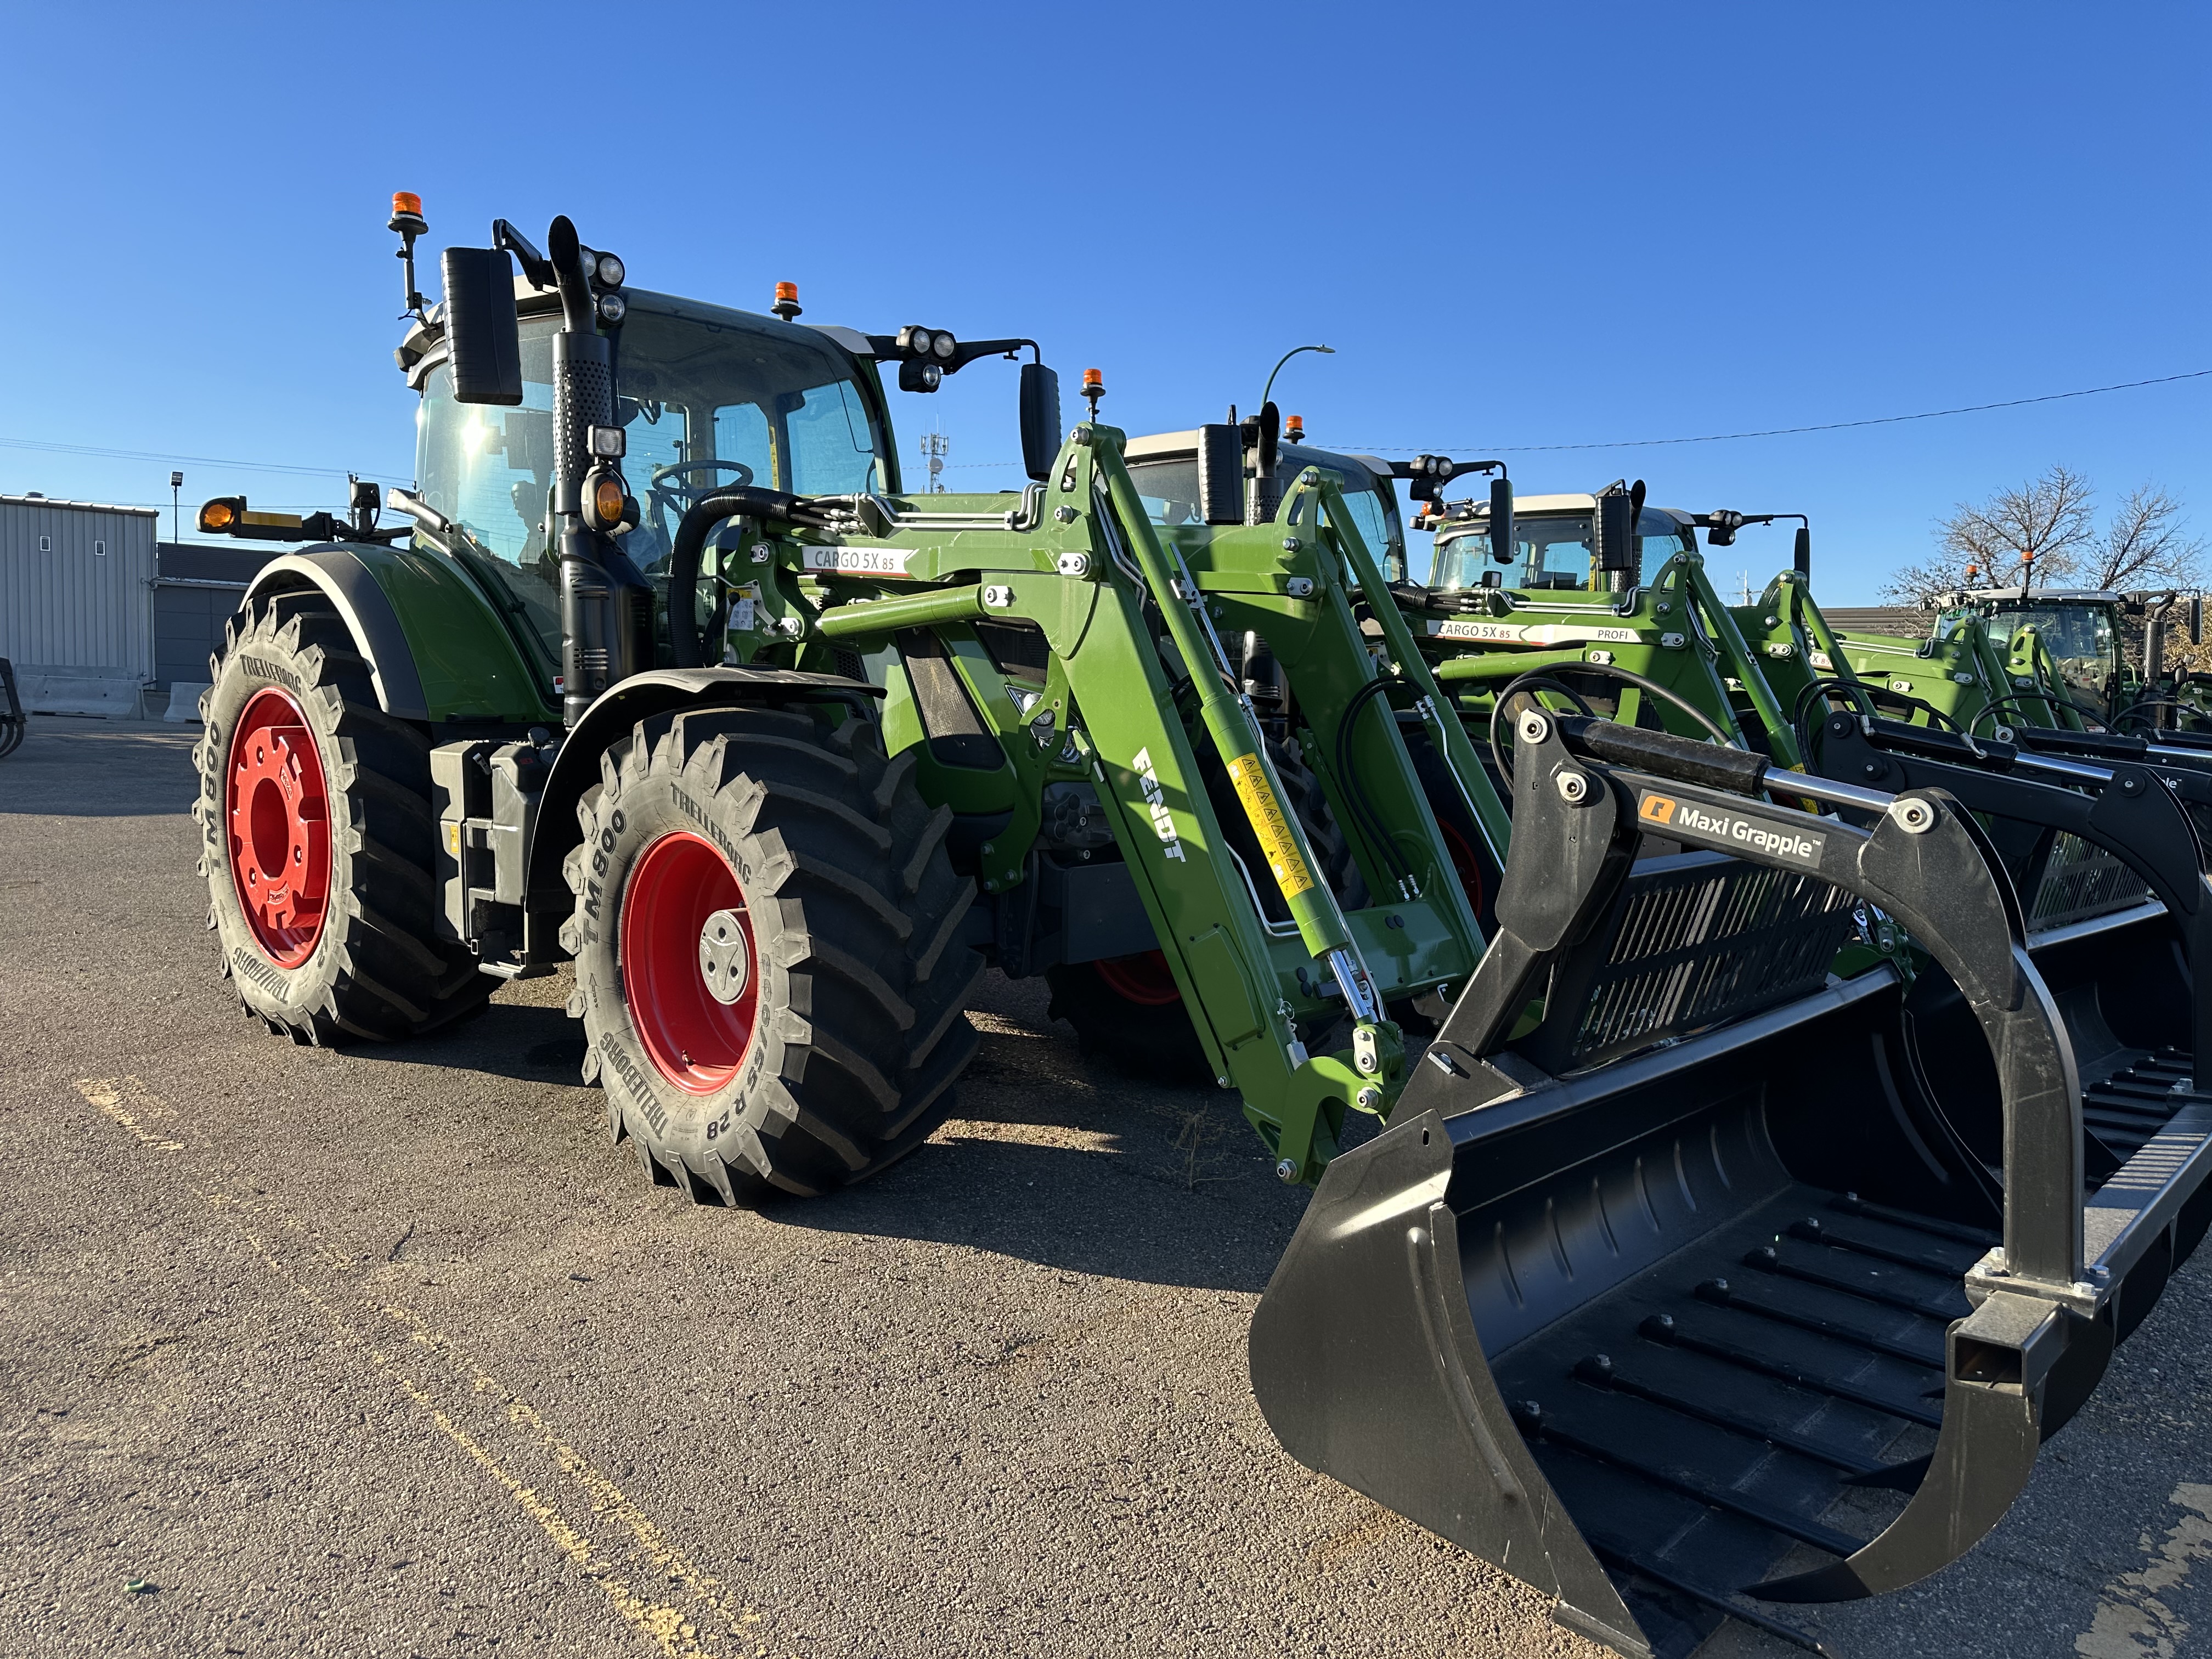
73;1076;770;1659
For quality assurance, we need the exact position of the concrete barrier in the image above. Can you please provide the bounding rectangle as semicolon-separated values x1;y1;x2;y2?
16;670;146;718
163;681;211;723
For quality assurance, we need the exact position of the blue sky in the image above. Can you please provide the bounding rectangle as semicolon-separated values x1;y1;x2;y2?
5;2;2207;600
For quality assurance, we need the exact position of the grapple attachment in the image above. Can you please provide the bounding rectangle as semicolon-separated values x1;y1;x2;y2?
1251;715;2212;1658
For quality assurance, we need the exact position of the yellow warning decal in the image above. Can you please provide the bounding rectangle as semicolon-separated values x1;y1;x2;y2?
1226;752;1316;899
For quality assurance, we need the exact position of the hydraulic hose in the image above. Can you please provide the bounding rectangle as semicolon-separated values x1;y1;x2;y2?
665;487;811;667
1791;676;1960;768
2114;696;2207;735
1331;675;1417;895
1485;674;1595;803
1485;664;1730;803
1971;689;2111;736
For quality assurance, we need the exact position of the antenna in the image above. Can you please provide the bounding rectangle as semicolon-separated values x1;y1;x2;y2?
918;429;949;494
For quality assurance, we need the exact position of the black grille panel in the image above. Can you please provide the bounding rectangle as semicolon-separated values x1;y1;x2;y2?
2030;831;2153;932
1541;856;1858;1071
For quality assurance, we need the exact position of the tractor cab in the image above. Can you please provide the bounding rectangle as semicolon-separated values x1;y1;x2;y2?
1121;430;1409;579
395;284;900;678
1970;588;2126;718
1430;495;1698;593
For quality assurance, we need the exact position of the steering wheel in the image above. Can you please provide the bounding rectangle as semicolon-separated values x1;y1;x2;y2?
650;458;755;505
646;459;759;553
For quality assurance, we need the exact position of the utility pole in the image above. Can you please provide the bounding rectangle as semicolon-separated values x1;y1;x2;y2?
170;471;184;544
1738;570;1752;606
918;430;949;493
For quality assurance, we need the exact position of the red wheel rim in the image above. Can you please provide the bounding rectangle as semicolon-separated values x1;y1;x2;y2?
1094;949;1182;1006
225;685;331;968
619;831;759;1093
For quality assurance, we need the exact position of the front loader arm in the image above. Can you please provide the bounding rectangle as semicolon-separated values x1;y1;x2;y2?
793;424;1502;1182
1285;470;1513;868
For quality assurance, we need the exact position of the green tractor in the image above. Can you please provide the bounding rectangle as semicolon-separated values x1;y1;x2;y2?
191;200;2212;1658
1827;583;2210;735
194;194;1495;1198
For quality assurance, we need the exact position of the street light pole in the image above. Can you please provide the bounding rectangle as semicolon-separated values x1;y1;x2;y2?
1260;344;1335;412
170;471;183;544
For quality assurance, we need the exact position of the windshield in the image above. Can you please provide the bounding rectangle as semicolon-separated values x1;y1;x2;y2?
415;299;887;664
1125;448;1403;567
1988;603;2118;697
1431;510;1692;592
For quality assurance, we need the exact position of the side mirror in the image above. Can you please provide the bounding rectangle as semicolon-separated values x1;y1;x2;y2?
1019;363;1061;482
1197;424;1243;526
1593;485;1638;574
1488;475;1515;565
1793;524;1812;578
441;246;524;405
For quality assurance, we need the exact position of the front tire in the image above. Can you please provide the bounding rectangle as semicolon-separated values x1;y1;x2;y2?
562;702;984;1202
193;593;492;1042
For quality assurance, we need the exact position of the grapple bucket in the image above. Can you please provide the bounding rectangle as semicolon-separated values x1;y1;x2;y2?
1815;713;2212;1199
1251;715;2212;1658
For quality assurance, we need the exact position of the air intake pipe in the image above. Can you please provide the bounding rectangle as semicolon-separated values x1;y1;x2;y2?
548;216;652;726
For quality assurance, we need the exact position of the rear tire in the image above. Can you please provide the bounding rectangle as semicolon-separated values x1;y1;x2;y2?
562;702;984;1201
194;592;493;1042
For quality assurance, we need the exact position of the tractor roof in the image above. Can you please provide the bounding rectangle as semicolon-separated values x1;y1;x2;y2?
1972;587;2127;604
1122;431;1397;483
397;281;873;389
1433;495;1698;535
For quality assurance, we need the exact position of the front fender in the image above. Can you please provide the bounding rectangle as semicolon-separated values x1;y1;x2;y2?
523;668;883;953
245;544;552;725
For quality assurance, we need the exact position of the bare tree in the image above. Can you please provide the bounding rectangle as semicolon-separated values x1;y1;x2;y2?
1881;466;2202;608
1881;464;2098;606
2084;483;2205;591
1943;464;2098;585
1879;551;1980;609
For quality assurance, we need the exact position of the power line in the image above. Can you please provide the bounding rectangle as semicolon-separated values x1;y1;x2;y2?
0;434;405;479
1350;367;2212;455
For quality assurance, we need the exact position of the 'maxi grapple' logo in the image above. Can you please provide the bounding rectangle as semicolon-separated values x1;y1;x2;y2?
1638;791;1826;868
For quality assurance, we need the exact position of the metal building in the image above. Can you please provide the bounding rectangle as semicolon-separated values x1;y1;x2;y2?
150;541;267;718
0;493;160;715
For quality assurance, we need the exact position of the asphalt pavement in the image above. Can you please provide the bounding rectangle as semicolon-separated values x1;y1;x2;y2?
3;714;2210;1659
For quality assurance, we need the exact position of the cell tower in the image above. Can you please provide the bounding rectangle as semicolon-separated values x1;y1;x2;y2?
919;430;949;493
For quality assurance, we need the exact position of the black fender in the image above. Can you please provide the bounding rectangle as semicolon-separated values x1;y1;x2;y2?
244;550;434;720
523;667;884;955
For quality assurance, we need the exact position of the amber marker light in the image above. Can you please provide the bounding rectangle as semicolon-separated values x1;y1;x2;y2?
198;497;241;533
592;476;627;524
772;281;802;321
